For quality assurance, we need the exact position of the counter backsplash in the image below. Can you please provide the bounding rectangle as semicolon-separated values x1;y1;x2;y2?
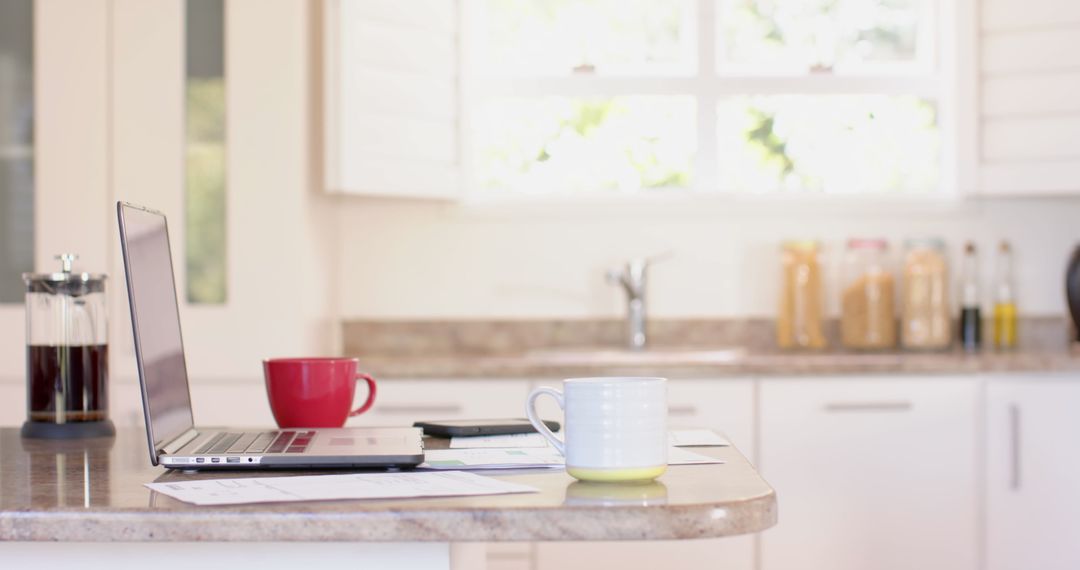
344;316;1074;358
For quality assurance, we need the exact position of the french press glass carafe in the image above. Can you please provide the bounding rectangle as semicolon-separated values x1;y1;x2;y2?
21;254;115;439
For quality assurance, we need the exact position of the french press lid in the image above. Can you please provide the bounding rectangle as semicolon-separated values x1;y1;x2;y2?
22;254;107;296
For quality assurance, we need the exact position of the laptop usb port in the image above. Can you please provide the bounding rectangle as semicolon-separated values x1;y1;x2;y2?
211;457;220;463
226;457;240;464
195;457;205;463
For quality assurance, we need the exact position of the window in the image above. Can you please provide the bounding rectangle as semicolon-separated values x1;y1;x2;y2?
185;0;227;303
0;0;34;302
464;0;943;195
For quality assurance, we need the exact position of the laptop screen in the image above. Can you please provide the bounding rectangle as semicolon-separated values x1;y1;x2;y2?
118;203;195;451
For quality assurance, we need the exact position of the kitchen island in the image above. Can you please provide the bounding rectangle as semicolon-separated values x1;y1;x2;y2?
0;429;775;569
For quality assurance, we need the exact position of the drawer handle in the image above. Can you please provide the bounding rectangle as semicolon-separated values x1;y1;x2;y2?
822;401;912;413
1009;403;1021;491
669;405;698;416
377;404;464;415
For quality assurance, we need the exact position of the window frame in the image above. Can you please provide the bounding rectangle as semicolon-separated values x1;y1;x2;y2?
458;0;977;202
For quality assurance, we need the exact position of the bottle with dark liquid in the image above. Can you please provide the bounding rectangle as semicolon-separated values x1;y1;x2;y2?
959;242;981;351
21;254;114;439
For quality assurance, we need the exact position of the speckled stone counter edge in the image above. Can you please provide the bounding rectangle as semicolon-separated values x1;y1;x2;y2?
0;493;776;542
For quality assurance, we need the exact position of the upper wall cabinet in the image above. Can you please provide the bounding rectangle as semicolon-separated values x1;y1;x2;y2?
322;0;460;200
978;0;1080;196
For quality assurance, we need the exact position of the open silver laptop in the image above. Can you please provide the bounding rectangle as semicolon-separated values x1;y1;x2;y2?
117;201;424;469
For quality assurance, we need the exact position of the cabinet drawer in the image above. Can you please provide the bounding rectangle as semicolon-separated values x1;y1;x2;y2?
352;379;530;427
531;379;755;459
536;538;753;570
759;376;978;570
666;379;755;461
189;382;276;427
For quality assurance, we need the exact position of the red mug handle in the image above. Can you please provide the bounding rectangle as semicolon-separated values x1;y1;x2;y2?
350;373;378;416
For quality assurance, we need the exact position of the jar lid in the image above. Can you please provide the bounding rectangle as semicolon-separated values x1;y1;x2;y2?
847;238;888;250
22;254;107;293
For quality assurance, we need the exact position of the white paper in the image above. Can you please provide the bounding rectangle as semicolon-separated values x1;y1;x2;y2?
667;447;725;465
420;447;723;470
422;447;566;469
449;433;549;449
145;470;539;506
449;429;730;450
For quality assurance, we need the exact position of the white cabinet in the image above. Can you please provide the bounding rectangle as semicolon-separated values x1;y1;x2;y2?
986;376;1080;570
323;0;460;199
535;379;757;570
0;382;23;427
759;377;978;570
188;382;277;428
351;379;530;427
978;0;1080;196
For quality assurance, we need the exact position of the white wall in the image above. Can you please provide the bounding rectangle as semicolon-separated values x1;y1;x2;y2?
0;0;336;393
336;196;1080;320
336;0;1080;321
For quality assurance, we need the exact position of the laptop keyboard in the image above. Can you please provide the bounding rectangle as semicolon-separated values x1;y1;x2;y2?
195;430;317;455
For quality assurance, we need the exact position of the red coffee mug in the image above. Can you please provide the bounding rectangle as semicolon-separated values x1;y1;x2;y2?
263;357;377;428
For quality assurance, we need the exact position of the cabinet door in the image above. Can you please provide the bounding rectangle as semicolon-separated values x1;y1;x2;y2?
350;379;530;427
759;377;977;570
535;379;756;570
987;377;1080;570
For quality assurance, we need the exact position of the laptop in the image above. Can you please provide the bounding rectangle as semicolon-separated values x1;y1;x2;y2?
117;201;424;470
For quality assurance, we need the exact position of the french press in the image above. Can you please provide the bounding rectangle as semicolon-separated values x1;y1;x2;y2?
21;254;115;439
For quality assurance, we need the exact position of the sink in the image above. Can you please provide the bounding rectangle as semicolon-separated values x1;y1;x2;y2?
524;347;747;366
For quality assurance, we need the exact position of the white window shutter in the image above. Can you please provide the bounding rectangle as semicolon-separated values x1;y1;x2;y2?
978;0;1080;196
324;0;460;199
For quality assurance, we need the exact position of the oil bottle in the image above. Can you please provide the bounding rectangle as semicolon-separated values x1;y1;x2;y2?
959;242;981;351
993;241;1018;349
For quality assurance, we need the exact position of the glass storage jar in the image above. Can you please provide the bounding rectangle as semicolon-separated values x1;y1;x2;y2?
777;240;827;350
901;238;951;350
841;238;896;350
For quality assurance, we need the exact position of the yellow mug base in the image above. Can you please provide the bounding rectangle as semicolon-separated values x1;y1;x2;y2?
566;465;667;482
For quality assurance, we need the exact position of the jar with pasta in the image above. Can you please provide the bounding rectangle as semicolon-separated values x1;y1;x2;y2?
841;238;896;350
901;238;951;350
777;241;827;350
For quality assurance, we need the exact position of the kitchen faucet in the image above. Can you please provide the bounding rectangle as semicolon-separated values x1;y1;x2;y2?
606;253;669;351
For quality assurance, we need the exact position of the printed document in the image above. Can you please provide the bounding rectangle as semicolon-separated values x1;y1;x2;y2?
145;470;538;506
422;447;724;470
450;429;730;449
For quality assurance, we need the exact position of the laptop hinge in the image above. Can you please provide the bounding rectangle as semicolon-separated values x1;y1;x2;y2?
160;428;200;456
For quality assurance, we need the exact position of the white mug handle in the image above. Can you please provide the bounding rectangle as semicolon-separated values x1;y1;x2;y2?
525;386;565;455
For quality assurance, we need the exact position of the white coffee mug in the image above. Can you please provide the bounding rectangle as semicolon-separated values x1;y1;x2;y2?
525;376;667;482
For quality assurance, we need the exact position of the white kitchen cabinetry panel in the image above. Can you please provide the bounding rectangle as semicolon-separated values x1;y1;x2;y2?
531;378;756;458
352;379;530;427
976;0;1080;196
111;381;146;429
189;382;277;428
323;0;460;199
759;377;978;570
535;379;756;570
0;383;23;427
986;376;1080;570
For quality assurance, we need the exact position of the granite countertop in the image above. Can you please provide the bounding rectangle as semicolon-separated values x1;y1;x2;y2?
345;318;1080;379
0;429;776;542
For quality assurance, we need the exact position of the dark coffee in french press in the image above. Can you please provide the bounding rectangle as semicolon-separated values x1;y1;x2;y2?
22;254;114;439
